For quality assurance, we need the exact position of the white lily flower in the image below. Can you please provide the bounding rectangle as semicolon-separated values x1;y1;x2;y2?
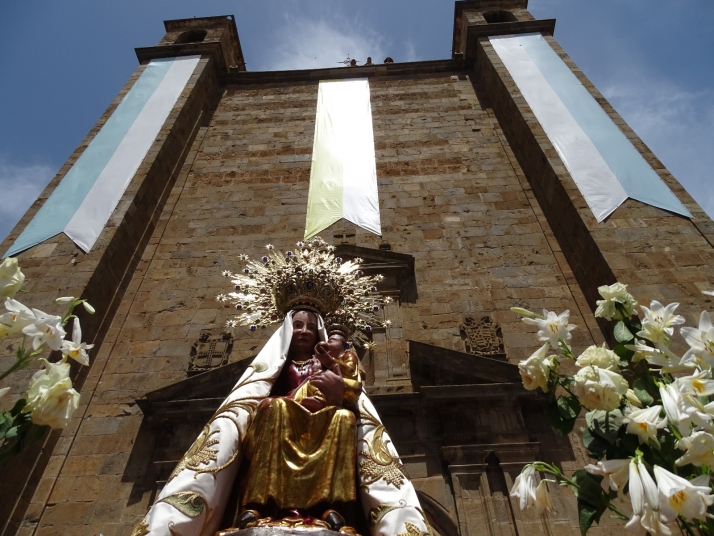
680;348;714;372
626;340;692;373
0;298;37;335
637;301;685;346
660;384;693;434
22;309;66;351
680;311;714;368
676;431;714;467
518;343;558;392
22;358;80;429
585;459;630;492
626;458;645;535
685;394;714;432
510;465;537;511
60;318;93;366
654;466;714;522
522;309;576;347
575;343;620;371
676;368;714;397
534;480;552;516
571;366;628;411
623;405;667;444
660;383;714;437
0;257;25;300
595;282;638;321
626;458;674;536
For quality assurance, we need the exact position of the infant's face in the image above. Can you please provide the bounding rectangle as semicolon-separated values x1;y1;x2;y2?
326;333;348;358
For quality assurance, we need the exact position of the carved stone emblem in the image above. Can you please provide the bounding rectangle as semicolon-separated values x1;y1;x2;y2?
188;330;233;374
459;316;505;359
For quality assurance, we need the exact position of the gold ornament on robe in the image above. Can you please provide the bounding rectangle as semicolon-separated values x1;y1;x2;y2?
168;425;219;482
359;404;409;491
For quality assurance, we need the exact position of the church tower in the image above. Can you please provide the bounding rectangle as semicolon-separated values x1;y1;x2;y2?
1;1;712;535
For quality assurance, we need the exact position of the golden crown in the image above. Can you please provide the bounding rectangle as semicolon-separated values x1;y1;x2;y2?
218;237;390;345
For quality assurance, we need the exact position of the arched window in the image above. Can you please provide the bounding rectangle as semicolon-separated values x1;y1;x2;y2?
483;10;517;23
175;29;207;44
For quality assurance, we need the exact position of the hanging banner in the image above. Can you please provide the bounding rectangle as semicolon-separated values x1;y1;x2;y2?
305;79;381;239
5;55;200;257
490;34;691;222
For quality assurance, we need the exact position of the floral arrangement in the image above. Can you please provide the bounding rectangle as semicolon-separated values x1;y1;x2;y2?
511;283;714;536
0;258;94;464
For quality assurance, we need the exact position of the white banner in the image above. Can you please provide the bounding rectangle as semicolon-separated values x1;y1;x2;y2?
305;79;381;239
5;56;200;257
490;34;690;221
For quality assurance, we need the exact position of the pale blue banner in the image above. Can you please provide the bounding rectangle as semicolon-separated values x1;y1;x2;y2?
517;33;690;218
5;58;175;257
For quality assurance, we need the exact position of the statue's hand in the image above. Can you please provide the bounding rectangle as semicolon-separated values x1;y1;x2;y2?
309;370;344;406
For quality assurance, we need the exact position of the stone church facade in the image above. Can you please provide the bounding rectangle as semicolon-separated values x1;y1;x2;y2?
1;1;713;535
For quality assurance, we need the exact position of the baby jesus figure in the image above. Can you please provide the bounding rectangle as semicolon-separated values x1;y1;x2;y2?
291;331;362;412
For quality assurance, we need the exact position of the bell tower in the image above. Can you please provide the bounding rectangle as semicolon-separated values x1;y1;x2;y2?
452;0;555;59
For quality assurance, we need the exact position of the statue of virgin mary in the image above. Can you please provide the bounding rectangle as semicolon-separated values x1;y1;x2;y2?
133;238;430;536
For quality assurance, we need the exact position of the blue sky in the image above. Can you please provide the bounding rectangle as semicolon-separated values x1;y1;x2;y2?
1;1;712;242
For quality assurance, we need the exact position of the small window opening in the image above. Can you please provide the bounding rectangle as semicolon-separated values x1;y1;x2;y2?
176;29;207;44
483;11;517;23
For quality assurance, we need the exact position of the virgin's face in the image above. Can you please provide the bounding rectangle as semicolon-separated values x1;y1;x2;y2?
289;310;319;356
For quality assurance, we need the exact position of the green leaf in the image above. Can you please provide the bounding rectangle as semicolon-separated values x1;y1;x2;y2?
546;396;580;436
558;395;581;419
0;412;11;438
571;469;606;507
614;321;634;343
581;426;609;457
619;431;640;455
586;409;623;444
9;398;26;417
4;426;18;440
577;498;605;536
633;378;654;406
613;343;634;361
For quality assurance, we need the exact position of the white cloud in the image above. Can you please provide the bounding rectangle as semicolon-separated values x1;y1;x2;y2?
259;14;388;71
602;73;714;220
0;157;55;242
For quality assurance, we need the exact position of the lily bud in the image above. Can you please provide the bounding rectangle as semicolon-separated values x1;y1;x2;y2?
82;301;95;314
55;296;75;305
510;307;539;317
626;389;643;408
